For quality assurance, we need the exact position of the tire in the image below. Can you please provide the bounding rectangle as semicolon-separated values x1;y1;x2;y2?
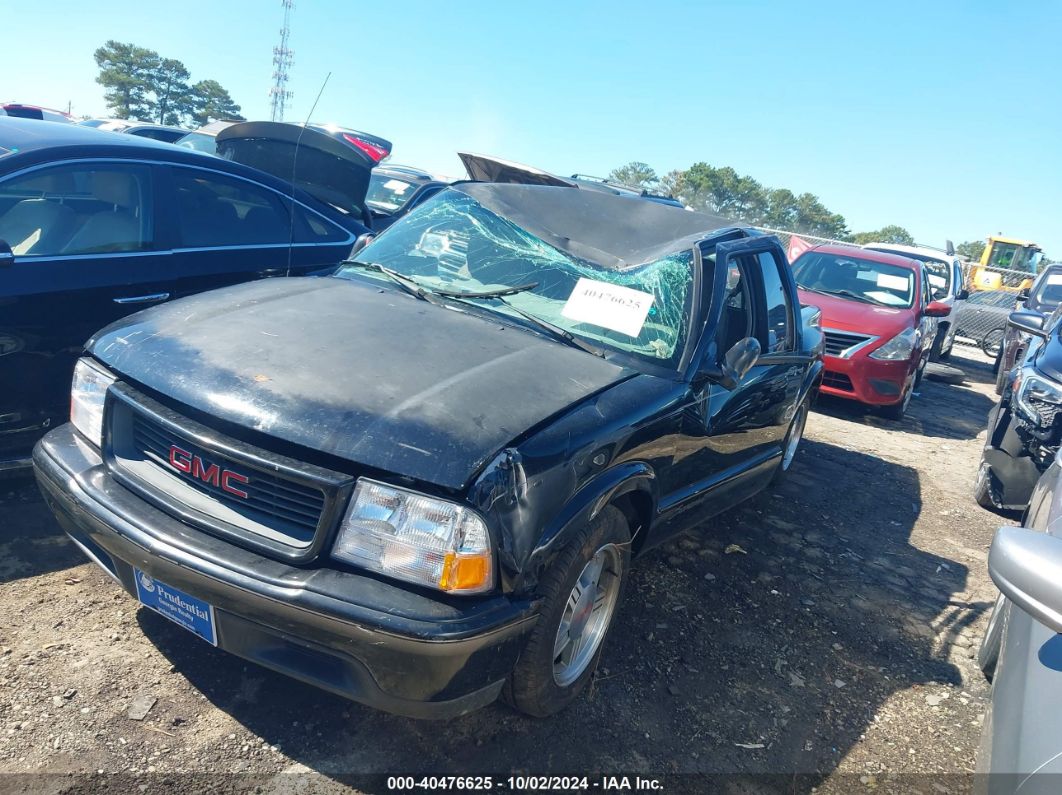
982;327;1005;358
938;329;953;361
505;505;631;717
929;325;947;362
772;399;809;485
978;593;1008;681
913;353;929;389
881;382;913;420
974;460;1001;511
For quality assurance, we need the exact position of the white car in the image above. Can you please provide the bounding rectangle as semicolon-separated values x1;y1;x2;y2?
862;242;968;360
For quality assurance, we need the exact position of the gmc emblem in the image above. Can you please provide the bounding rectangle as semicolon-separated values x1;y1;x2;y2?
168;445;249;499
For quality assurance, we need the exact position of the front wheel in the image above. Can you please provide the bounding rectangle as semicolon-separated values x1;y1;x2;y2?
505;506;630;717
881;381;913;421
974;460;1002;511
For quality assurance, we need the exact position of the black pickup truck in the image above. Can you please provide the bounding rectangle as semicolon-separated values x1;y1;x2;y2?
34;183;823;718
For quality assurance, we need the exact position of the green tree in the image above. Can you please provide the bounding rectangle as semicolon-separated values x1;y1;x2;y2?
94;40;160;119
956;239;986;261
790;192;849;239
607;162;658;190
677;163;767;222
152;58;192;126
190;80;245;126
850;225;915;245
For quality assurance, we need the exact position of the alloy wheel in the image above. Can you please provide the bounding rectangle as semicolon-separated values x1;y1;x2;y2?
553;544;623;687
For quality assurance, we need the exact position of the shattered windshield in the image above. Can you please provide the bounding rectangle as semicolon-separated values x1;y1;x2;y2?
335;189;696;367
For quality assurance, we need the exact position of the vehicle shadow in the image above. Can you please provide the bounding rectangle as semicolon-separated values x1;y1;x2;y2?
812;356;996;442
0;473;85;585
137;437;982;786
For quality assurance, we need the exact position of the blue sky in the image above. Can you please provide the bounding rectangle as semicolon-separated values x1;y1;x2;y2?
6;0;1060;253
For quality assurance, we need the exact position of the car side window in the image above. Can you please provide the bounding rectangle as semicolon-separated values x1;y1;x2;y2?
292;204;350;244
716;256;755;356
757;251;794;353
172;168;292;248
0;163;154;257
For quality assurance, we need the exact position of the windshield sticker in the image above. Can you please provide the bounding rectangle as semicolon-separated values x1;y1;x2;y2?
1047;275;1062;286
928;274;946;287
562;278;654;336
383;179;410;194
876;274;909;291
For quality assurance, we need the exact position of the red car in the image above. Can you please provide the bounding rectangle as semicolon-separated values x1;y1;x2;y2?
791;245;950;419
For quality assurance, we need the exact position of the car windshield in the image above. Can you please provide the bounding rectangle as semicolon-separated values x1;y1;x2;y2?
1033;272;1062;308
366;174;419;213
793;251;915;308
175;132;217;154
868;247;951;299
335;188;696;367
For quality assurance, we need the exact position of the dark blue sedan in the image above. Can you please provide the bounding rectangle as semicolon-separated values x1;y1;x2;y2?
0;118;373;470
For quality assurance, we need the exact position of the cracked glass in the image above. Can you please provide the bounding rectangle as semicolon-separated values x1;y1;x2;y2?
336;189;696;367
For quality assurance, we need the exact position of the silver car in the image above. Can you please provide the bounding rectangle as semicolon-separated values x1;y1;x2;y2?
978;455;1062;792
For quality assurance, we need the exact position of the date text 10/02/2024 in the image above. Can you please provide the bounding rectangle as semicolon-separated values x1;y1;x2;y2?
386;776;664;791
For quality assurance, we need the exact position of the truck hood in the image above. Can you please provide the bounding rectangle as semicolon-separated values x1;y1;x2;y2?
797;288;914;337
87;277;630;490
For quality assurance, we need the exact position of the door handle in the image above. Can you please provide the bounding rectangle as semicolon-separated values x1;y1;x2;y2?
113;292;170;305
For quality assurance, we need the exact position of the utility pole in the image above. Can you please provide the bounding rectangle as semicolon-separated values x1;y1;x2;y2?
269;0;294;122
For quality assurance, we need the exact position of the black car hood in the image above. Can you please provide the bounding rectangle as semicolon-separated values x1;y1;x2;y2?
1034;329;1062;385
87;277;630;490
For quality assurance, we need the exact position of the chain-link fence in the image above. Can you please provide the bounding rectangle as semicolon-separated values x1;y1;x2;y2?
752;226;1035;357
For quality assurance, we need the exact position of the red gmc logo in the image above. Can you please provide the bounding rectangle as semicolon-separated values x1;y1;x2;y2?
168;445;249;499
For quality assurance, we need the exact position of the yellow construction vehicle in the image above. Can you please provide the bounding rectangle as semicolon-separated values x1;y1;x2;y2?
969;236;1043;293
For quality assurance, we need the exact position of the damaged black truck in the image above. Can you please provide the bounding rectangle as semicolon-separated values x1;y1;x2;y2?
34;183;823;718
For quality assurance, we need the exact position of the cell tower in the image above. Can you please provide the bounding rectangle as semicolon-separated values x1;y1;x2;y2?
269;0;294;122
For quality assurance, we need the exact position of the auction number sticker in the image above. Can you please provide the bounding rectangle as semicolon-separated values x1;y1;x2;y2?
562;278;653;337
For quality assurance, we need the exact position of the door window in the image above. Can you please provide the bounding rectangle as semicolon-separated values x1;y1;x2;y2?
0;163;154;256
717;256;754;355
758;252;794;353
173;168;293;247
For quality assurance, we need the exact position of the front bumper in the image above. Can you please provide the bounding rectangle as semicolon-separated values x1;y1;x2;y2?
819;354;915;406
33;424;537;719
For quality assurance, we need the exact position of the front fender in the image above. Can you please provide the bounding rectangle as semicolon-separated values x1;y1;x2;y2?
519;461;657;593
801;359;824;405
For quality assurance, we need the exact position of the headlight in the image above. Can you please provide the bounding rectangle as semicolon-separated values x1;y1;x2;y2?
70;358;116;447
1015;370;1062;428
869;327;918;360
333;479;494;594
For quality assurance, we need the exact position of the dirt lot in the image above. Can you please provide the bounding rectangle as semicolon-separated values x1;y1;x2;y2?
0;345;1010;793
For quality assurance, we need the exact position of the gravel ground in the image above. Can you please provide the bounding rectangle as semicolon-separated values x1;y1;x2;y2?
0;345;1009;793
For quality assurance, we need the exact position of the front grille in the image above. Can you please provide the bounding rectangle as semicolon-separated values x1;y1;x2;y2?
822;372;854;392
105;383;354;561
822;329;875;358
130;412;325;540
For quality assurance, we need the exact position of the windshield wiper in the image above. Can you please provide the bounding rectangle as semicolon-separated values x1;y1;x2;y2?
341;260;444;305
809;287;881;306
439;287;606;358
432;282;539;299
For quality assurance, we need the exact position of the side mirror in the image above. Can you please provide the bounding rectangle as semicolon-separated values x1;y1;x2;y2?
945;239;955;256
957;288;970;301
350;233;375;257
1018;287;1031;301
704;337;761;390
989;526;1062;635
924;300;951;317
1009;309;1048;338
0;240;13;268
